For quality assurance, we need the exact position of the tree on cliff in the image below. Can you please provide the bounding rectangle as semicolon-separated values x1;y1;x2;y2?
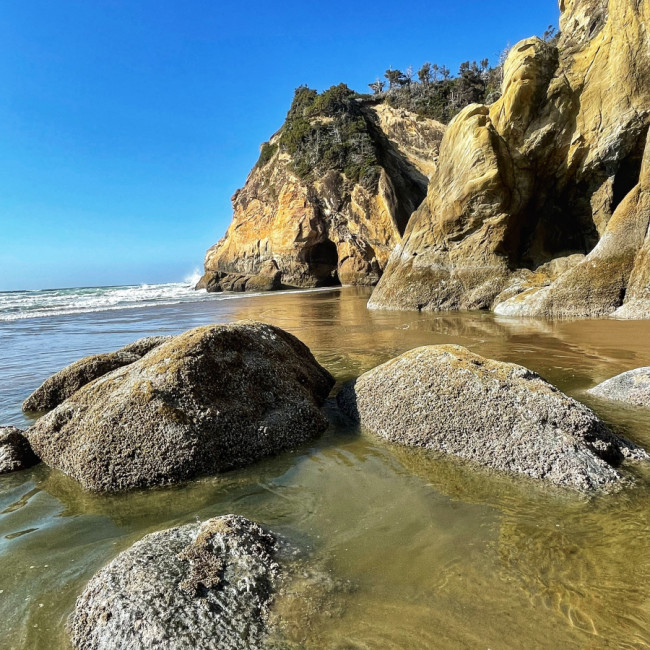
418;62;432;86
384;68;404;89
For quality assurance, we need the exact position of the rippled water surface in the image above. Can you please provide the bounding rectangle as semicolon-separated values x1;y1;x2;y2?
2;286;650;649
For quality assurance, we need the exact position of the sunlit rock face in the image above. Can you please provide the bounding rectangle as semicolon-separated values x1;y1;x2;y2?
198;96;444;292
370;0;650;317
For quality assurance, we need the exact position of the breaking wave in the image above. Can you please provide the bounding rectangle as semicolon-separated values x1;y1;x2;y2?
0;279;218;321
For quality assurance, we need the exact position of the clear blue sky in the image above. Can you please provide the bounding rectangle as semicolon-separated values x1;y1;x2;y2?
0;0;559;290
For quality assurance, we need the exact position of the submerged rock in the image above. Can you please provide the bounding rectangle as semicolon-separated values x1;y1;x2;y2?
0;427;39;474
68;515;281;650
588;367;650;407
22;336;172;413
25;322;335;491
337;345;647;491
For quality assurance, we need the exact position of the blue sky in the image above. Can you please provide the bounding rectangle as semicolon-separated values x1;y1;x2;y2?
0;0;559;290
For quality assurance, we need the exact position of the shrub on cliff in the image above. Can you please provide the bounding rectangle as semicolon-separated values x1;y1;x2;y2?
278;84;382;190
256;141;278;168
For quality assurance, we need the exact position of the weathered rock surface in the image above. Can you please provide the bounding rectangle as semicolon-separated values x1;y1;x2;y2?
0;427;39;474
68;515;282;650
198;88;444;292
22;336;171;413
25;322;335;491
337;345;648;490
588;367;650;407
196;260;282;293
370;0;650;317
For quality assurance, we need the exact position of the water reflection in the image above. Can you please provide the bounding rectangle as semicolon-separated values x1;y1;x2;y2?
1;287;650;649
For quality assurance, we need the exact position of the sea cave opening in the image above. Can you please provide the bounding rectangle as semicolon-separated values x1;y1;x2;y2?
304;239;340;287
612;135;647;211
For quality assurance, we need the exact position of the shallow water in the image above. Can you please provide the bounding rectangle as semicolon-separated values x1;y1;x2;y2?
1;286;650;649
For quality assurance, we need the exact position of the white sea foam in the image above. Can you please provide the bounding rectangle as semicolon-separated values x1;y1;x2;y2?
0;280;338;321
184;268;203;286
0;280;218;321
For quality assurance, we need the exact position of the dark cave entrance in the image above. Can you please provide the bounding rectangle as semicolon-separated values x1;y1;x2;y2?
612;134;647;211
305;239;340;287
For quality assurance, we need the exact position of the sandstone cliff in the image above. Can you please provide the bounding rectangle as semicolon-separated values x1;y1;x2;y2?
369;0;650;318
197;86;444;291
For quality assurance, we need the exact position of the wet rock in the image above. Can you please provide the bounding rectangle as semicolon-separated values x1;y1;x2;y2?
117;336;173;357
68;515;281;650
588;367;650;407
22;336;172;413
25;322;335;492
0;427;39;474
196;261;282;293
337;345;647;491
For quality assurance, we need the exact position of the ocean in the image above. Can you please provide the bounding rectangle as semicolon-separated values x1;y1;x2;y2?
2;284;650;648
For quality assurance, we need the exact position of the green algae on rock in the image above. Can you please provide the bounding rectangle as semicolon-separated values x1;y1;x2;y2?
25;322;335;492
68;515;282;650
22;336;172;413
337;345;648;491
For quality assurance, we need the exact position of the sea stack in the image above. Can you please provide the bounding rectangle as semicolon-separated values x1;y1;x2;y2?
197;84;444;292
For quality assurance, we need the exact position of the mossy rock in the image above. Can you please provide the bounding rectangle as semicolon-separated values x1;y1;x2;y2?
26;322;335;492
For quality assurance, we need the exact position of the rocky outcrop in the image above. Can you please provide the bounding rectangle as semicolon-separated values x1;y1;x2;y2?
337;345;648;490
68;515;283;649
0;427;39;474
496;131;650;317
25;322;335;491
371;104;445;179
370;0;650;317
195;260;281;293
198;86;444;292
588;367;650;407
22;336;171;413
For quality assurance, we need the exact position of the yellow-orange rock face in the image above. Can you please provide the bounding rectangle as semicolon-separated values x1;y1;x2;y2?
370;0;650;317
199;106;444;291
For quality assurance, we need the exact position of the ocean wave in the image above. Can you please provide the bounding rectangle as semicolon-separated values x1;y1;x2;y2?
0;281;339;321
0;281;217;321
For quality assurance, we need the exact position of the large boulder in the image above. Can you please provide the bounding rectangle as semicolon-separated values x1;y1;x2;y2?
337;345;648;491
25;322;335;491
22;336;172;413
68;515;282;650
588;367;650;407
0;427;39;474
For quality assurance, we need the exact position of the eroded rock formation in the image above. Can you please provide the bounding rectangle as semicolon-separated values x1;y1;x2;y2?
369;0;650;317
198;87;444;291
